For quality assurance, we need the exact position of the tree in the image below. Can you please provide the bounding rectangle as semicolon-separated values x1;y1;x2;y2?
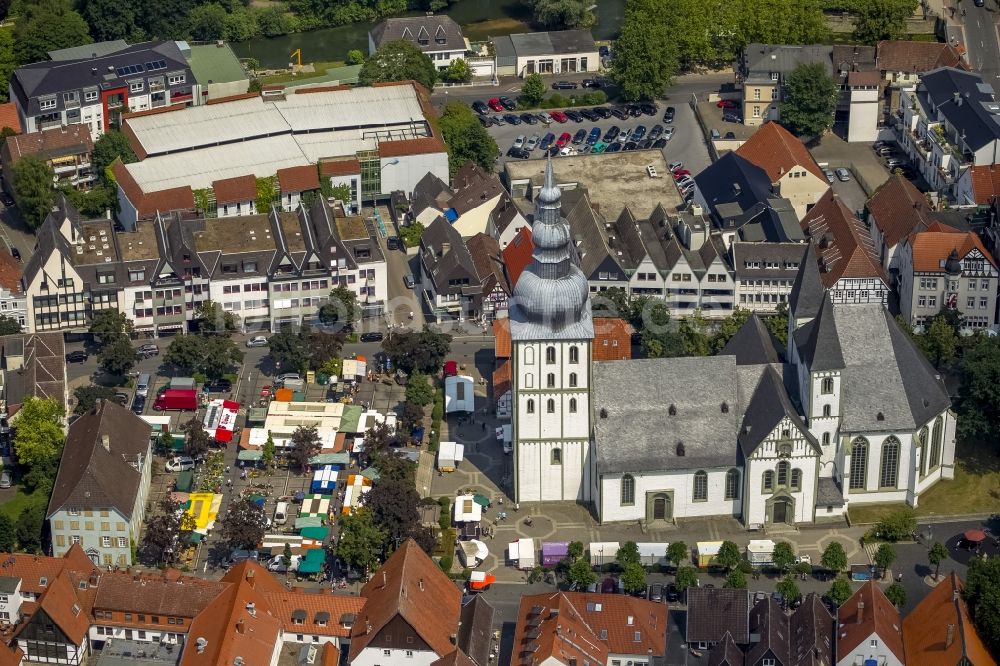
15;502;45;553
0;514;15;552
884;582;907;608
524;0;594;29
928;542;949;581
268;326;310;375
674;566;699;593
0;30;15;105
382;327;453;374
223;7;257;42
922;315;958;368
362;477;422;551
820;542;848;575
186;3;227;40
716;540;742;571
852;0;919;45
13;0;92;66
336;508;386;575
725;569;748;589
140;499;187;564
567;557;597;588
347;49;365;65
262;432;276;470
616;541;641;568
568;541;585;560
958;337;1000;445
773;541;796;573
183;418;211;459
11;155;55;229
93;131;138;184
520;73;546;107
611;0;677;101
874;508;917;542
13;397;64;469
780;62;838;138
873;543;896;578
0;315;16;337
359;40;436;92
405;371;435;407
220;497;267;550
73;385;115;415
678;315;711;356
828;578;852;606
287;425;321;472
709;309;752;353
198;335;244;379
776;577;800;606
318;286;359;329
621;561;646;594
90;308;133;342
282;542;293;569
765;302;789;346
98;336;138;376
80;0;139;42
164;334;206;374
195;300;240;335
667;541;689;569
965;556;1000;653
438;102;499;177
443;58;471;83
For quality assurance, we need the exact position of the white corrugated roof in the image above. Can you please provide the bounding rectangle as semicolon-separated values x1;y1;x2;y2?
276;85;425;131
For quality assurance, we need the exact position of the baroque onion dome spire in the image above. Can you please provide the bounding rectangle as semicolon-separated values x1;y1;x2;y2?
508;156;593;338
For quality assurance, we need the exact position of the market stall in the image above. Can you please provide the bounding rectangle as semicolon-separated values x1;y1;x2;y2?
454;494;484;524
203;399;240;443
299;494;332;519
437;442;465;472
589;542;620;567
342;474;372;515
508;538;536;570
636;542;669;567
310;465;340;494
541;542;569;567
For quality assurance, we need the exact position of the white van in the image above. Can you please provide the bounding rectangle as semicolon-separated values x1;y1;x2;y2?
273;501;289;526
136;374;151;397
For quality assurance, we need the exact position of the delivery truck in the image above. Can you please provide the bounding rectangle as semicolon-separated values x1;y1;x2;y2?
153;389;198;411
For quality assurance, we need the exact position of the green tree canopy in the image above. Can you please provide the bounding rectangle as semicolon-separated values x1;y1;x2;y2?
80;0;140;42
965;556;1000;653
98;336;138;376
776;577;800;605
921;314;958;368
195;300;241;335
780;62;838;138
820;542;848;574
13;0;92;65
73;385;116;415
336;508;386;575
0;30;15;104
884;582;907;607
186;3;227;40
183;418;212;459
725;569;748;589
524;0;595;29
611;0;677;101
716;540;742;571
520;73;546;107
287;425;321;471
567;557;597;587
359;39;437;91
621;561;646;594
616;541;641;568
852;0;919;45
16;502;46;553
568;540;585;560
958;336;1000;445
318;286;360;329
438;102;499;177
873;543;896;577
382;327;452;374
220;496;268;550
0;315;21;335
0;514;15;552
873;508;917;542
12;155;55;230
827;578;853;607
405;371;435;407
667;541;689;569
268;326;310;375
675;566;699;592
773;541;796;572
443;58;471;83
13;397;65;468
90;308;134;341
928;541;949;580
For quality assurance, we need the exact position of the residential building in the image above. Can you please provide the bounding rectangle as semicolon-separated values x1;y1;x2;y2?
511;591;667;665
419;216;482;322
212;175;258;218
956;163;1000;206
47;401;152;566
466;232;510;321
369;16;467;71
732;241;807;313
867;174;971;274
349;539;490;666
845;70;883;142
687;588;751;647
836;581;905;666
9;40;196;139
21;198;125;334
0;102;22;134
734;121;830;220
902;572;996;666
1;126;94;192
800;189;889;305
877;40;966;116
277;164;321;212
737;43;834;127
560;189;629;294
116;82;448;227
896;67;1000;199
492;30;599;78
0;251;26;330
896;225;999;331
320;158;363;212
502;226;534;289
746;595;835;666
0;332;68;417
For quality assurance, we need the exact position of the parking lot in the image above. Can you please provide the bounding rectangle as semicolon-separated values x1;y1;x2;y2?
478;98;712;183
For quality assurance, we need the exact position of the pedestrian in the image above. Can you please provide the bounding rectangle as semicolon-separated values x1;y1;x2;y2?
482;422;487;432
227;478;232;488
896;572;903;582
514;503;519;512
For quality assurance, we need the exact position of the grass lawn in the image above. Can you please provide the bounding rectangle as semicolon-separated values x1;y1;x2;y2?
0;483;44;522
849;440;1000;524
259;61;347;85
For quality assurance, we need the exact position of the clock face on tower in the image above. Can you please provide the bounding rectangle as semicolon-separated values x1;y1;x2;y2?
778;442;792;458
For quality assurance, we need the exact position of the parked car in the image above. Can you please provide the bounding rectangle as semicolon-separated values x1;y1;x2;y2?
561;110;580;123
360;332;384;343
520;113;538;125
65;350;88;363
513;135;525;149
668;161;684;173
471;100;489;115
525;135;540;151
673;169;692;180
572;129;587;144
579;108;599;121
603;125;620;142
487;98;504;112
835;168;852;182
113;392;130;406
404;274;416;289
539;112;553;123
386;236;402;251
591;141;607;154
823;168;835;183
9;247;19;262
648;583;664;602
503;113;522;125
0;192;14;207
552;80;578;90
556;132;572;148
246;335;268;347
710;128;721;139
499;96;517;110
0;469;11;489
610;107;629;120
131;395;146;415
136;343;159;357
478;115;494;128
722;111;741;123
717;99;738;108
582;78;601;88
663;106;676;123
663;126;675;140
640;103;657;116
593;107;612;119
632;125;647;141
586;127;601;145
665;583;680;602
606;142;621;152
540;132;556;150
623;141;637;151
652;138;667;149
550;110;568;123
276;373;301;383
204;379;232;393
649;125;664;141
166;456;196;472
886;158;904;169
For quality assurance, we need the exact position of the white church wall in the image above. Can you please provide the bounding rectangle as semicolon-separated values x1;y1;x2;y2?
599;468;739;523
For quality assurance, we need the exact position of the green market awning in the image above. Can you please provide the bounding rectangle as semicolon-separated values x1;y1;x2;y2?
185;531;204;543
309;452;350;466
238;450;263;461
247;407;267;424
361;467;380;481
473;494;490;508
297;560;323;574
300;526;329;540
339;405;363;433
304;548;326;563
295;516;325;529
175;470;194;492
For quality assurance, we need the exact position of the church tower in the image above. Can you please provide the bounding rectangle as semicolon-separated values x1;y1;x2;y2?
509;157;595;503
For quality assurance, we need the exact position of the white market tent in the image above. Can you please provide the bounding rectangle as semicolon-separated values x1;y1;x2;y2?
444;375;475;413
636;542;670;567
589;542;620;567
508;538;535;570
438;442;465;472
454;494;483;523
747;539;777;565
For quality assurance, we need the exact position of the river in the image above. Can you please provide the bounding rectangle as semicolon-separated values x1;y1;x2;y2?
233;0;626;69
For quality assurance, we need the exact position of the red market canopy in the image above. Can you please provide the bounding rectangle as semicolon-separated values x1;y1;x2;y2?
965;529;987;542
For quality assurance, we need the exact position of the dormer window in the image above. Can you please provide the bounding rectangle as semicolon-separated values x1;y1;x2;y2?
39;577;47;587
39;96;57;111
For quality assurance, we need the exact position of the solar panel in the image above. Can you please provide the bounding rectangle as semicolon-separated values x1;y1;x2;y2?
114;63;147;77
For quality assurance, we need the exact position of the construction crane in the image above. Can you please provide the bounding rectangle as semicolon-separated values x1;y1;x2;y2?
290;49;302;67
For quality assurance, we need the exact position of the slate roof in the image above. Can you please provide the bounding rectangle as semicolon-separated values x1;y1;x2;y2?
465;232;509;298
903;572;995;666
741;43;834;80
370;15;466;52
735;121;826;182
838;581;904;665
719;314;784;365
0;332;66;414
507;30;598;57
801;189;888;287
561;189;624;280
695;152;774;225
790;593;836;666
919;67;1000;151
594;356;741;474
411;170;452;218
747;598;789;665
47;401;152;518
708;631;744;666
420;216;481;297
457;594;495;666
737;365;819;458
450;161;505;217
687;588;750;644
789;242;825;321
877;40;966;73
794;297;950;432
832;44;878;77
733;240;808;281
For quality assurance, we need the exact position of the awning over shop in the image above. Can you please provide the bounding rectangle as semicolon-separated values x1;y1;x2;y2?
300;526;329;540
238;450;263;461
361;467;381;481
309;452;350;466
295;516;326;530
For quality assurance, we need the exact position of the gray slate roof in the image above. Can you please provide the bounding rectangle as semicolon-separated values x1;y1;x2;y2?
370;16;466;52
737;365;819;458
789;241;824;321
594;356;741;474
732;241;807;279
420;216;481;297
687;588;750;644
920;67;1000;151
741;43;834;81
48;40;129;61
719;314;784;365
507;30;597;57
457;594;495;666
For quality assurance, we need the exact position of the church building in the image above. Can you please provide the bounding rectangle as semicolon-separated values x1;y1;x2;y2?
510;157;956;527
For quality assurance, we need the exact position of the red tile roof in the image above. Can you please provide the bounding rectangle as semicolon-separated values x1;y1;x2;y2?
466;232;509;298
903;573;995;666
801;188;888;287
212;175;258;205
206;92;260;106
867;174;937;249
319;158;361;178
848;70;881;86
493;359;511;403
838;581;904;664
0;249;23;293
350;539;461;661
493;319;511;359
379;135;447;158
3;125;93;165
502;226;534;288
735;121;826;182
908;228;997;273
0;643;23;666
0;103;21;134
877;40;967;73
112;160;195;220
18;569;93;646
968;165;1000;204
277;165;320;194
264;589;365;638
593;318;633;361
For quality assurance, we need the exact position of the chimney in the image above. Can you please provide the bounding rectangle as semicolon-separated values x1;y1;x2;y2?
441;242;451;255
382;571;388;587
246;569;255;588
236;619;246;635
954;91;961;105
856;601;864;624
946;623;955;648
101;434;111;453
418;578;424;591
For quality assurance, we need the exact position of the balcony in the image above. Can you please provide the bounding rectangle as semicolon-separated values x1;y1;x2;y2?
52;163;78;175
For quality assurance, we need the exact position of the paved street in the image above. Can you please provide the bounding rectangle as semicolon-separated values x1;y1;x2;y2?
962;2;1000;92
